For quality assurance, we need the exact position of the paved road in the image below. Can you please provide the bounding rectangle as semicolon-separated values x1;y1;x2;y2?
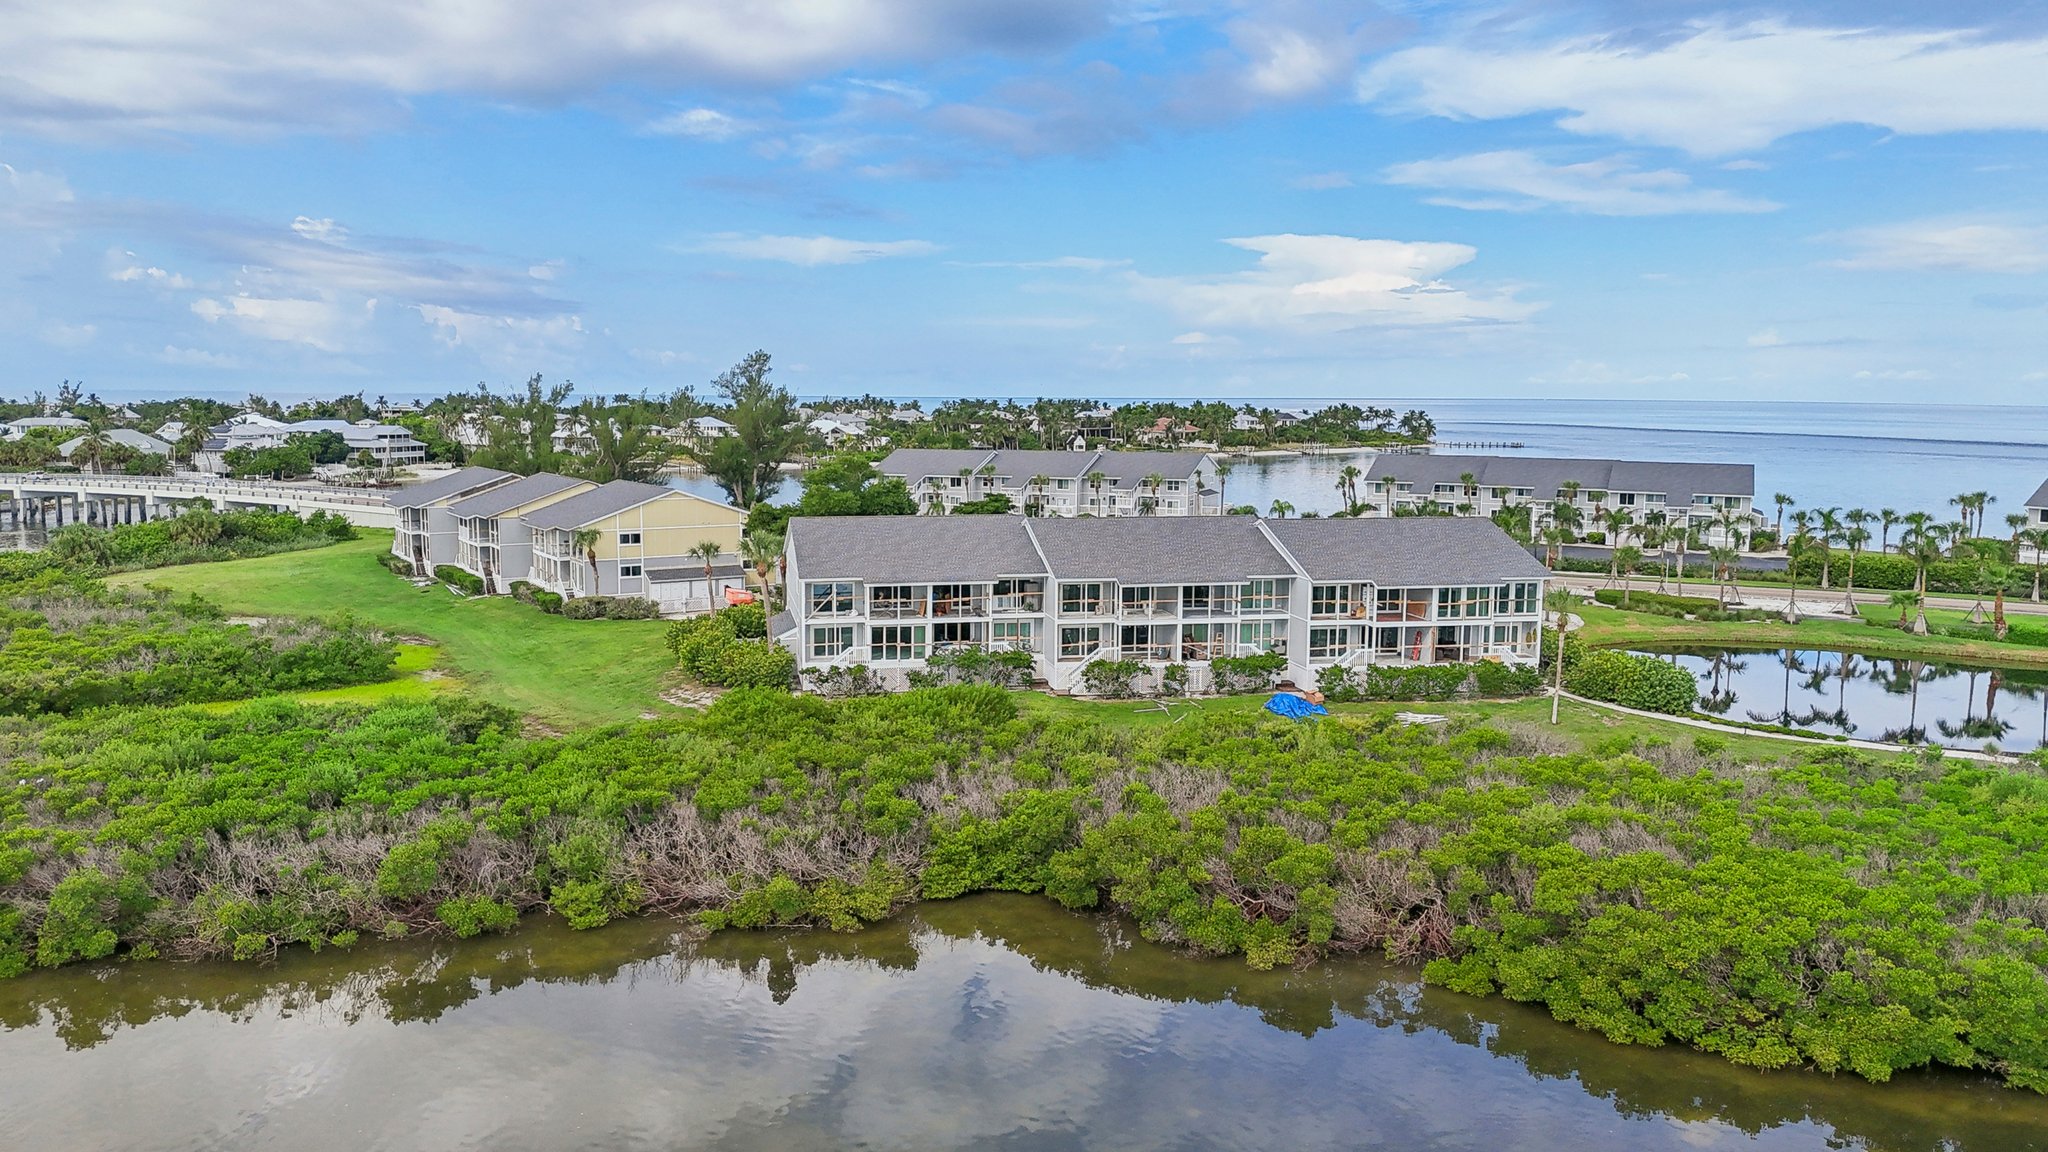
1549;572;2048;618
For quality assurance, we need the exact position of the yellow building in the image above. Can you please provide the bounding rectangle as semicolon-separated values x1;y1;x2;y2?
522;479;747;611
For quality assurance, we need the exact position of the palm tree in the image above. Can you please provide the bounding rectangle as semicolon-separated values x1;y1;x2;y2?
1559;479;1583;514
1380;472;1399;517
1338;464;1364;513
1026;473;1052;517
740;531;782;611
1899;515;1943;634
1540;523;1567;570
1814;507;1843;590
1772;492;1793;541
2006;512;2030;548
1459;471;1479;513
921;476;945;514
1614;544;1644;605
2023;527;2048;602
1841;524;1870;614
1845;507;1873;556
1086;470;1108;514
1878;508;1899;554
1783;522;1811;623
1268;499;1294;519
1546;587;1575;724
1140;471;1165;515
571;527;601;592
1600;508;1632;553
689;539;725;614
1888;588;1921;630
1708;542;1740;607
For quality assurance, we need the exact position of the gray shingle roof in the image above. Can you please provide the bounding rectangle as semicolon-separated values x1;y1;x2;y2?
1026;516;1293;583
2029;478;2048;509
789;516;1046;583
874;448;995;483
1264;517;1549;585
446;472;587;519
1085;451;1214;490
385;466;516;509
522;480;708;529
1362;453;1754;500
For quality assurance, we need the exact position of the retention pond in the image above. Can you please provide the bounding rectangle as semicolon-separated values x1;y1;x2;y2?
3;894;2044;1151
1644;648;2048;753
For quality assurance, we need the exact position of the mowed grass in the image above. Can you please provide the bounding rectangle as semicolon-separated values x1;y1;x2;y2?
110;536;677;727
1570;598;2048;669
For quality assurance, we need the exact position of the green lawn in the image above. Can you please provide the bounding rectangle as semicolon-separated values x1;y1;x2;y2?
110;536;678;727
1571;598;2048;669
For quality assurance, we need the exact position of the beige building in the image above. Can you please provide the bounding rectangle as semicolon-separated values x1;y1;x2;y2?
523;479;747;611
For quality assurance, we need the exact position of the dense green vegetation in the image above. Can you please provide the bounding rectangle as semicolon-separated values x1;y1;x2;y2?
2;687;2044;1091
665;604;795;688
0;550;395;715
43;507;358;572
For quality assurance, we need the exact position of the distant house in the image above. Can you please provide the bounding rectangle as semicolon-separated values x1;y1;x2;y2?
58;428;173;466
2;416;88;441
1074;407;1118;442
690;416;735;439
521;480;746;609
448;473;595;594
807;415;869;445
2028;478;2048;528
153;420;189;444
192;416;426;474
877;448;1223;517
387;466;519;575
1361;453;1761;546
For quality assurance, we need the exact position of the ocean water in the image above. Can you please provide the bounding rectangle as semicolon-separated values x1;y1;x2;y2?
1225;399;2048;520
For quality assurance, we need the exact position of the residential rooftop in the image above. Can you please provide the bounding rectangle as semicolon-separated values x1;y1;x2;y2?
876;448;1216;489
386;466;516;508
1264;516;1549;585
789;515;1049;584
2029;478;2048;509
446;472;587;519
522;479;716;530
1361;453;1755;500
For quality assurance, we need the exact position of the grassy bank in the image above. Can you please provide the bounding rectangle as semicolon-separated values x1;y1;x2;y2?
108;536;676;726
4;688;2045;1091
1573;600;2048;669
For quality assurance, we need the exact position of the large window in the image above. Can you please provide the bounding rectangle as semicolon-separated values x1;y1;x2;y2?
873;625;927;662
1241;578;1285;613
1311;584;1351;617
1179;622;1224;660
1437;585;1493;619
1120;585;1176;616
990;620;1036;651
809;626;855;659
1499;582;1540;615
869;584;924;617
618;531;641;545
1238;620;1286;655
1059;625;1103;659
1060;582;1106;614
808;582;855;616
1309;627;1350;659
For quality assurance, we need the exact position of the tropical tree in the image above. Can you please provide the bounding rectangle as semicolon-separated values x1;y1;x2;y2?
2005;512;2030;548
1841;524;1870;613
1380;472;1399;516
699;351;805;508
1898;514;1943;634
1539;523;1568;570
1600;508;1632;550
1459;470;1479;513
689;539;726;614
1814;506;1843;590
167;503;223;548
740;531;783;616
1783;520;1812;623
1614;544;1644;605
1268;499;1294;519
1141;472;1166;515
74;425;112;472
1546;587;1575;724
1708;541;1740;607
1878;508;1899;553
1772;492;1793;540
2023;527;2048;603
1888;588;1921;630
1026;473;1052;517
1086;470;1108;513
575;401;669;483
571;527;602;589
1337;464;1363;513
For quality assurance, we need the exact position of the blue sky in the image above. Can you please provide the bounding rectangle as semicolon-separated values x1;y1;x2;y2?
4;1;2047;403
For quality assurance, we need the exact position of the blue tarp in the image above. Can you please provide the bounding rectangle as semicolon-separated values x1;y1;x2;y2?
1264;693;1328;720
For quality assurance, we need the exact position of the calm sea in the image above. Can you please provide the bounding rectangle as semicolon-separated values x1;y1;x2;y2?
673;399;2048;521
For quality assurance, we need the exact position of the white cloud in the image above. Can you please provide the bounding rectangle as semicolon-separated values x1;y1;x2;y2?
1171;331;1214;344
111;263;194;288
1;161;73;203
647;108;755;141
158;344;241;367
693;232;938;265
958;255;1127;271
1748;328;1784;347
416;305;585;365
290;216;348;243
191;295;355;352
39;320;96;347
1360;21;2048;155
1383;150;1778;215
1290;171;1354;191
1853;367;1934;380
0;1;1104;136
1130;234;1538;331
1828;219;2048;273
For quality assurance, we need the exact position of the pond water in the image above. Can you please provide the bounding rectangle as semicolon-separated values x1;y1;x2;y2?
3;894;2043;1151
1650;648;2048;753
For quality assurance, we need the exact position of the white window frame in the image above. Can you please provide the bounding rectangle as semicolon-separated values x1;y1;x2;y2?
810;626;855;659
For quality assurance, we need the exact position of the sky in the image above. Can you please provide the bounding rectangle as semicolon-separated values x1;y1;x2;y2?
4;1;2048;405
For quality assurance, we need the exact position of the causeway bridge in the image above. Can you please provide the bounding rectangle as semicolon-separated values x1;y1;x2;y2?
1;474;394;532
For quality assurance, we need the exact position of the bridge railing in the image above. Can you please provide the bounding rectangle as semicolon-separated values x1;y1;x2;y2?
0;475;390;508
